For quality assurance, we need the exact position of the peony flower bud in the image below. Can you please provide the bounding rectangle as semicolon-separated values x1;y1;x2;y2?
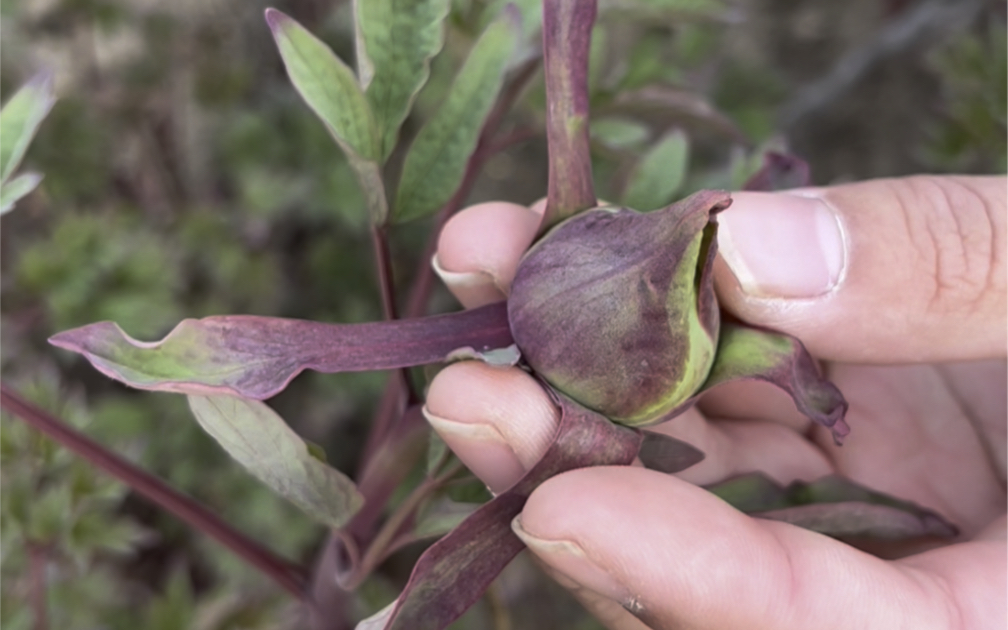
508;190;732;426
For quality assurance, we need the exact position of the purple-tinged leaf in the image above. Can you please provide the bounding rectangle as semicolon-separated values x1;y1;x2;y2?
49;302;513;399
540;0;598;231
754;502;958;540
742;151;810;192
699;322;849;444
188;395;363;529
707;473;958;540
360;397;642;630
784;475;957;538
637;431;704;474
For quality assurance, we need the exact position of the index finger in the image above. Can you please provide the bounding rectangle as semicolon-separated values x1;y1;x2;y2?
435;200;544;308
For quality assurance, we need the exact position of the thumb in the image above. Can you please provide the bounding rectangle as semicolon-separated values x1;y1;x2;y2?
514;467;1006;630
714;175;1006;362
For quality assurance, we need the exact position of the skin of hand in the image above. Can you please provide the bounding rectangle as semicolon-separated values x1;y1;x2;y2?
424;175;1007;630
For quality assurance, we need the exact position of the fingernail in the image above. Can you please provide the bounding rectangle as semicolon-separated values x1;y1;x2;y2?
431;254;506;307
422;406;524;494
718;191;846;299
512;516;631;603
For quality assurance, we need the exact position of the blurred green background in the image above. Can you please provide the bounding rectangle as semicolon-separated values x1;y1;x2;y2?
1;0;1004;628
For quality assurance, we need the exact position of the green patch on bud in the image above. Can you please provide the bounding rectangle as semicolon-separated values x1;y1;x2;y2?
508;190;731;426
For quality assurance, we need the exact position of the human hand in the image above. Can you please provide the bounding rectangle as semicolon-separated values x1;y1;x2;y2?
424;175;1007;629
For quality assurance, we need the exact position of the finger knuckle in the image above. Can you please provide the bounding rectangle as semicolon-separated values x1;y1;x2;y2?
894;176;1003;315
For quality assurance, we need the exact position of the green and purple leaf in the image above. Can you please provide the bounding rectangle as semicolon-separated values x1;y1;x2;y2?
188;395;363;529
708;473;958;540
265;8;389;223
49;302;513;399
354;0;450;160
359;397;642;630
540;0;598;231
393;6;522;223
699;321;850;444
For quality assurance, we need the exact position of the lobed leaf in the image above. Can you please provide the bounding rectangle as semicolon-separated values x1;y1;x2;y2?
0;72;56;185
361;397;642;629
188;395;363;529
266;8;388;223
393;7;522;223
354;0;451;160
540;0;598;231
699;322;850;444
622;129;689;211
49;302;513;399
0;171;43;215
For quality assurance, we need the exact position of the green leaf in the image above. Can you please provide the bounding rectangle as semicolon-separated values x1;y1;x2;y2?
188;395;363;529
354;0;451;159
590;117;650;149
266;9;389;223
479;0;542;35
266;9;379;161
0;171;43;215
425;430;450;476
622;129;689;211
0;72;56;185
412;497;476;540
393;8;521;223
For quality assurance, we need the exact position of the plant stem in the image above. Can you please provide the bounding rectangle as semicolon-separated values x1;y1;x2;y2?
403;55;541;320
370;221;420;447
28;542;48;630
540;0;597;231
344;460;463;589
370;224;399;322
309;56;541;630
358;56;541;471
0;384;309;600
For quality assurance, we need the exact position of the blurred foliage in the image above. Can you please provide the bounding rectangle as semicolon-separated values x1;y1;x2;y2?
1;0;1003;628
923;19;1007;172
